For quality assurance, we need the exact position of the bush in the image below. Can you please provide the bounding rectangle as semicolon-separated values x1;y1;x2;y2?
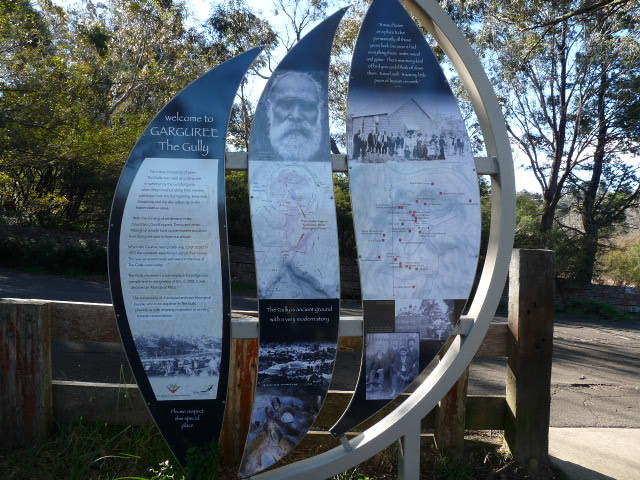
600;241;640;287
565;300;626;320
0;233;107;276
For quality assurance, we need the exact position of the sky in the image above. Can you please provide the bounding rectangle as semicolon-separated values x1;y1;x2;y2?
52;0;546;193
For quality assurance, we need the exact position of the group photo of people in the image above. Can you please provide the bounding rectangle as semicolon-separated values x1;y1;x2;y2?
351;129;466;163
365;333;420;400
348;98;469;164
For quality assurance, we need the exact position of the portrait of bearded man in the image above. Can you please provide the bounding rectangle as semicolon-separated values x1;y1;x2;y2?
254;70;327;162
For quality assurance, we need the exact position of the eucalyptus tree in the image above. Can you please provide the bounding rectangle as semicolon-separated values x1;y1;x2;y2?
203;0;278;150
475;1;598;234
566;4;640;282
0;0;206;230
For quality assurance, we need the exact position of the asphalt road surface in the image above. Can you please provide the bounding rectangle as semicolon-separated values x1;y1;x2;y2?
2;267;638;428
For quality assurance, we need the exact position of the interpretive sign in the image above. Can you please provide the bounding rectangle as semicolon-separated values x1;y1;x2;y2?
239;9;347;477
108;48;262;464
331;0;481;436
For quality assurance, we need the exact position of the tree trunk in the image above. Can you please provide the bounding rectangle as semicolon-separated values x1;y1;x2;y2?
578;58;609;284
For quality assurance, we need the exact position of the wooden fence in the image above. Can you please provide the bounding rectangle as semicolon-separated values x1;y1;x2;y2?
0;249;555;472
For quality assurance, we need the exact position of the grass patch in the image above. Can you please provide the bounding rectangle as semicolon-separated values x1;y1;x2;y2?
563;299;633;320
0;421;172;480
0;425;563;479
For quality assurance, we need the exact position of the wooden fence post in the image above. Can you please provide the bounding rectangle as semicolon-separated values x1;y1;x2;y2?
434;334;468;461
0;299;53;448
220;337;259;466
505;249;555;472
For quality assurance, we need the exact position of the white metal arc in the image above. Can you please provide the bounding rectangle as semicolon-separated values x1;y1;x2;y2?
249;0;516;477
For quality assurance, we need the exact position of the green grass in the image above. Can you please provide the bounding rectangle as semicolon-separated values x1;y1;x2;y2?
563;299;635;320
0;421;174;480
0;424;562;479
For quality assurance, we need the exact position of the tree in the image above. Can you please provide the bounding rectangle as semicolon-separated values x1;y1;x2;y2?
0;0;206;231
477;1;601;233
566;5;640;282
202;0;278;150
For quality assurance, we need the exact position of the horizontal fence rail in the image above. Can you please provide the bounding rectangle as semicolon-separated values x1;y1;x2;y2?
224;152;499;175
0;249;554;475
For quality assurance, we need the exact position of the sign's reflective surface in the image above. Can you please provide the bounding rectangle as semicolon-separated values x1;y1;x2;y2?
108;47;262;464
331;0;481;436
239;8;347;477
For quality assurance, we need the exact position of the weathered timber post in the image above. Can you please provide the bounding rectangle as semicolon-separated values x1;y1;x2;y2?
434;366;468;460
0;299;53;448
220;337;259;465
505;249;555;472
434;334;469;460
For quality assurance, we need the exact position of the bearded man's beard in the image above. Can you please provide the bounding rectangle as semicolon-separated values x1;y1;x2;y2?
268;111;322;162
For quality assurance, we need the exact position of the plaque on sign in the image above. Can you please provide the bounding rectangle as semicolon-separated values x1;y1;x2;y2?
108;48;262;465
330;0;481;436
238;8;348;477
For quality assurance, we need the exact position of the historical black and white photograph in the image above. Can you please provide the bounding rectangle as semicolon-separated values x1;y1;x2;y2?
349;98;469;164
365;332;420;400
256;341;336;389
135;333;222;401
239;341;335;475
250;69;329;163
239;388;324;476
395;299;457;341
248;69;340;300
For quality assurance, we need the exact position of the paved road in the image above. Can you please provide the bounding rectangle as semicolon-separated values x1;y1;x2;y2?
469;315;640;427
2;267;639;429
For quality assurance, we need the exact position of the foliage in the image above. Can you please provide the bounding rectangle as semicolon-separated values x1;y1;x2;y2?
513;191;583;278
0;229;107;276
467;0;640;284
183;442;220;480
225;171;252;247
0;0;205;232
564;299;628;320
0;420;172;480
202;0;278;150
334;173;356;258
600;239;640;287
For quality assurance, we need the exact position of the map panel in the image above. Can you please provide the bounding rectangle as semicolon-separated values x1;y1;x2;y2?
330;0;481;436
251;161;340;300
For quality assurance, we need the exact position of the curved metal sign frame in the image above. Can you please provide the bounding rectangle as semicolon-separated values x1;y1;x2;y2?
249;0;515;477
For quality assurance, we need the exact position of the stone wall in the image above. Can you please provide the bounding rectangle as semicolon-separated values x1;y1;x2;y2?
557;280;640;313
229;246;361;299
